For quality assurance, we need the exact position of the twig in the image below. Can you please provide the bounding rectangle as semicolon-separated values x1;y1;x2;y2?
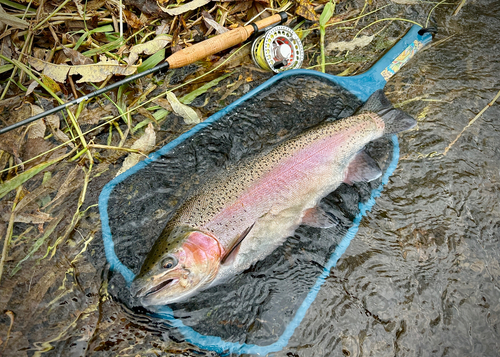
443;89;500;155
0;311;15;355
0;32;32;100
426;0;448;28
32;0;72;31
88;144;147;156
48;161;92;258
306;60;343;70
453;0;468;16
0;186;23;285
353;17;423;41
354;0;368;29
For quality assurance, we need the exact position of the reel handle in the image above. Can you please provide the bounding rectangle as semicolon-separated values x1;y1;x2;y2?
166;12;287;69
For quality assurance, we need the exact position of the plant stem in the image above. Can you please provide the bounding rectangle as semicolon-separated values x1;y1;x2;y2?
32;0;72;31
0;186;23;284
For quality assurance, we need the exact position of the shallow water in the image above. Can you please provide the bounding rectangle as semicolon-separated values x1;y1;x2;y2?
102;1;500;353
102;74;385;348
2;1;500;356
293;3;500;356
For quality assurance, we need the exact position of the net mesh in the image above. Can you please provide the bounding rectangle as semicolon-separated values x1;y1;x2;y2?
104;74;394;345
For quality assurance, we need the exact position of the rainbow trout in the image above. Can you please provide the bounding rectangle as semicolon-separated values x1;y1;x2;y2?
130;90;416;306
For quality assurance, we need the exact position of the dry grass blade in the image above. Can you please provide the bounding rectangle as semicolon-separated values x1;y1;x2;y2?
0;186;22;284
0;310;15;355
0;153;70;200
443;89;500;155
453;0;468;16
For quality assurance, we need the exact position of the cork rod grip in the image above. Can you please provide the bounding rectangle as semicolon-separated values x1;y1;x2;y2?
166;13;285;69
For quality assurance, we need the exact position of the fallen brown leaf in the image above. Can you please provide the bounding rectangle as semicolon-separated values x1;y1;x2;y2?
123;8;145;29
28;55;137;84
160;0;211;16
62;47;94;66
0;5;29;30
202;11;228;35
78;103;117;125
296;0;318;22
166;92;200;124
45;115;75;148
0;210;52;224
115;123;156;176
126;34;172;65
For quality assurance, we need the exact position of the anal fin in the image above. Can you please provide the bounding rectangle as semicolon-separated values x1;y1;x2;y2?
301;205;339;229
344;150;382;185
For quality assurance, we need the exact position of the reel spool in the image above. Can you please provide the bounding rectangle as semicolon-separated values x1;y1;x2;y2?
251;26;304;73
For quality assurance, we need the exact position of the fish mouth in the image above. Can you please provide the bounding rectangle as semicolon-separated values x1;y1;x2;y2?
144;278;178;297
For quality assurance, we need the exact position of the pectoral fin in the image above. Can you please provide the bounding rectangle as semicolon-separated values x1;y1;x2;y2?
221;223;255;265
344;150;382;185
301;205;339;228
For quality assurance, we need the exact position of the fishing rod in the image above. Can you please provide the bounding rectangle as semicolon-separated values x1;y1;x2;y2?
0;12;288;136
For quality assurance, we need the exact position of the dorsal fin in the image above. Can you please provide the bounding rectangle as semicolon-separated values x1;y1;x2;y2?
221;223;255;265
359;90;416;134
344;150;382;185
359;89;393;114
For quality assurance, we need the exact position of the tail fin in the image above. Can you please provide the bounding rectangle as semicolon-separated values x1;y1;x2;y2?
359;90;417;134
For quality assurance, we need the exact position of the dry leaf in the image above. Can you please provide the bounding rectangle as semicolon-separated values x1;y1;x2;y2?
26;81;39;96
136;107;158;123
14;170;65;213
229;1;253;15
44;114;59;129
28;55;137;83
21;105;67;167
295;0;318;22
45;165;81;207
0;104;30;164
152;97;172;111
1;32;13;59
27;105;46;139
28;57;70;82
160;0;211;16
27;120;46;139
327;35;374;52
0;5;29;29
62;46;94;65
166;92;200;124
41;74;62;93
115;123;156;177
72;0;85;18
45;114;75;148
0;211;53;224
0;94;21;108
126;34;172;65
123;9;145;29
202;11;228;34
156;20;170;35
78;103;117;125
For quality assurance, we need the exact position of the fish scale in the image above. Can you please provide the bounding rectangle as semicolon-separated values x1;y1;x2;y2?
169;113;382;250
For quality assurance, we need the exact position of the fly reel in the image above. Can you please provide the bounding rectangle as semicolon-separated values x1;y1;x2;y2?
251;26;304;73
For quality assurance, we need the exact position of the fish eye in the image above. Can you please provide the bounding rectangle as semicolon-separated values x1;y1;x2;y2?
162;256;177;270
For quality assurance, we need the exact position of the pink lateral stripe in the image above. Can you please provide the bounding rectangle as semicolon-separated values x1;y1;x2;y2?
205;124;362;240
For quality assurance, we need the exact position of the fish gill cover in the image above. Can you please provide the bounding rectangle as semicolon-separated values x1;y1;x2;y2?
99;73;399;353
